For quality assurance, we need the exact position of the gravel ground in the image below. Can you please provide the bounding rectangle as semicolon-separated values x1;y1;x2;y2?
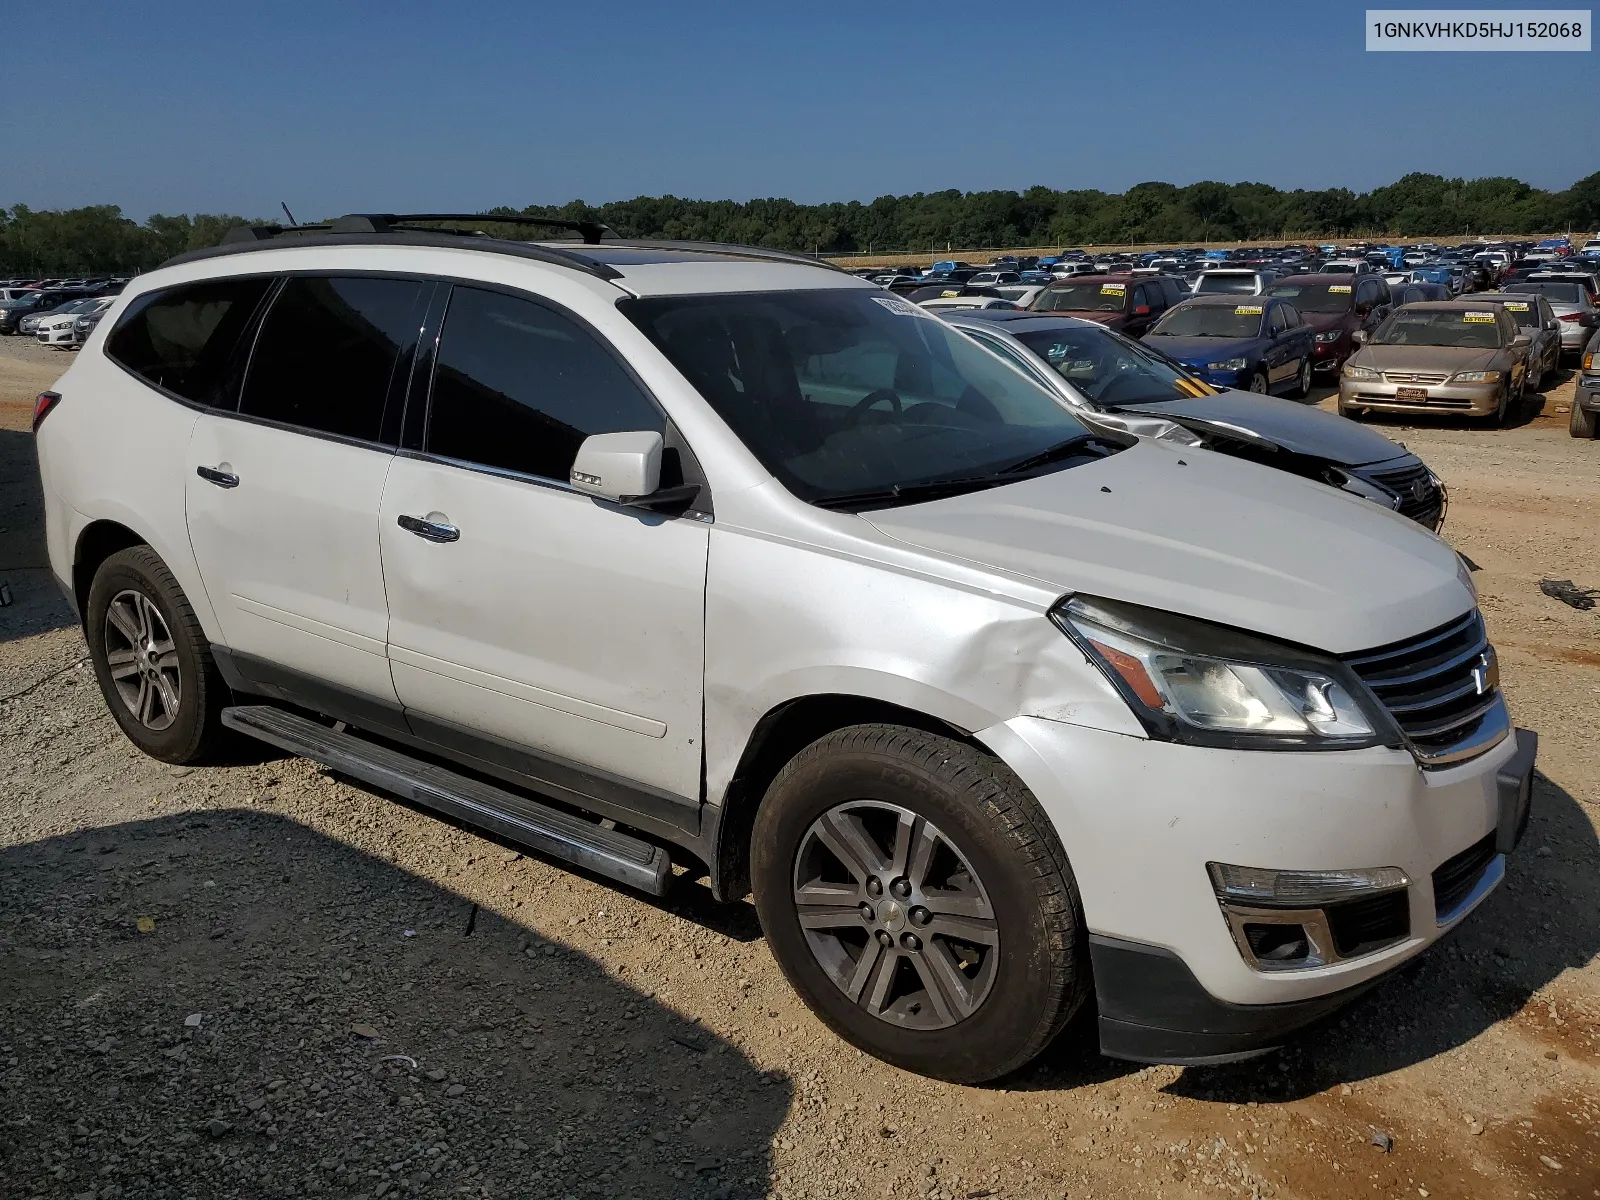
1;335;1596;1200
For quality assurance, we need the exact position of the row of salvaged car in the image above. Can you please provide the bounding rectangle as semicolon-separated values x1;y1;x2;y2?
0;276;129;344
888;257;1600;442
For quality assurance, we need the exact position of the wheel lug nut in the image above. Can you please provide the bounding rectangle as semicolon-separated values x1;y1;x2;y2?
865;877;882;898
889;877;911;899
910;906;931;926
875;930;893;947
859;902;874;922
900;933;921;951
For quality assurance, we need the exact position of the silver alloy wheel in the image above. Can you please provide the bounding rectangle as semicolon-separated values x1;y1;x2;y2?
103;589;181;731
1297;357;1312;394
1249;371;1269;393
792;800;1000;1029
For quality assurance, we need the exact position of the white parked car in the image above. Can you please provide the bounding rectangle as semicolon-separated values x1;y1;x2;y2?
35;296;112;348
34;214;1536;1083
1191;269;1275;296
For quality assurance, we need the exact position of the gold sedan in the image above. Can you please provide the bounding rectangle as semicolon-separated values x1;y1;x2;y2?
1338;302;1531;425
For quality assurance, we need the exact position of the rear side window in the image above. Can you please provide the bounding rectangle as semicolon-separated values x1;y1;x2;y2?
106;277;273;407
240;275;428;443
425;286;663;482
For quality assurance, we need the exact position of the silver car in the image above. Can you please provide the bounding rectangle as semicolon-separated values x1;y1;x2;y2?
1474;292;1562;390
1504;279;1600;357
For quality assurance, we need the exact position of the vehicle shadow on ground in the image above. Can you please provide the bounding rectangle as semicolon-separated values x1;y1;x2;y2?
1350;382;1563;433
0;427;77;644
1165;771;1599;1103
0;812;789;1198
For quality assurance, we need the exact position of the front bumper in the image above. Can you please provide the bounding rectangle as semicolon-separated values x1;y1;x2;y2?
1311;338;1350;370
1182;364;1252;390
978;716;1536;1063
1577;377;1600;412
1339;377;1501;416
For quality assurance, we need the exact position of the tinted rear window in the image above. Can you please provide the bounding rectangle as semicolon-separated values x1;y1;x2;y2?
240;276;428;442
1507;282;1582;304
106;277;273;406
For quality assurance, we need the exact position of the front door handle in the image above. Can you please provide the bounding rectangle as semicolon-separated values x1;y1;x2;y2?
196;465;239;489
398;513;460;543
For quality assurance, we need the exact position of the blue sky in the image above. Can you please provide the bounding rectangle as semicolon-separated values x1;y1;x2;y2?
1;0;1592;220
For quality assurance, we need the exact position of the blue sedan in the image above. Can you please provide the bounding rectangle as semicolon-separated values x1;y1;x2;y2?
1142;294;1316;396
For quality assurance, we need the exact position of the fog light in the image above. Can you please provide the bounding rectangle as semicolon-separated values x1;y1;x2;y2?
1207;863;1409;908
1208;862;1411;972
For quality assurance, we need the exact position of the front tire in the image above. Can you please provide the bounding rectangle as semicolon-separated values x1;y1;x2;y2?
1248;369;1269;394
751;724;1089;1084
1572;400;1598;439
86;545;231;763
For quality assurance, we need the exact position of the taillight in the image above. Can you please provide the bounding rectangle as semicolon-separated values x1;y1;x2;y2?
1559;313;1582;322
32;391;61;432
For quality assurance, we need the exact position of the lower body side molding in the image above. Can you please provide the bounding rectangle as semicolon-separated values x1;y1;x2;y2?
222;704;673;895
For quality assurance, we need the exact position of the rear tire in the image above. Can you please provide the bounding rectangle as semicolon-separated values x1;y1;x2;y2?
85;545;231;764
1572;401;1598;439
1287;356;1313;399
750;724;1089;1084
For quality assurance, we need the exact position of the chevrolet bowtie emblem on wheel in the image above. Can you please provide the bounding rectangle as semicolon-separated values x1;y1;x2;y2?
1472;647;1500;695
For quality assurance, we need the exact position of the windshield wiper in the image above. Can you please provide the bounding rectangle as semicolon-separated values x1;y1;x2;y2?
811;476;1014;511
998;433;1118;475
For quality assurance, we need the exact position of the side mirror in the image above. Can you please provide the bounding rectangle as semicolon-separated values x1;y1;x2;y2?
569;431;663;503
1351;329;1368;345
1511;334;1531;349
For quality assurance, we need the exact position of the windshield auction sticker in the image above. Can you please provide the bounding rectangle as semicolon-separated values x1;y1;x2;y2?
1329;284;1352;293
870;296;923;317
1100;283;1126;293
1234;305;1264;315
1463;312;1497;322
1367;9;1589;50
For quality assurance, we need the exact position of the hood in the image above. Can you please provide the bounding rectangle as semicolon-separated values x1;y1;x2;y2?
1066;310;1124;326
861;439;1466;655
1354;344;1501;373
1117;390;1410;466
1301;309;1353;332
1142;334;1256;365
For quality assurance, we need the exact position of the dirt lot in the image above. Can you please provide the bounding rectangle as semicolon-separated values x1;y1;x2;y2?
1;335;1596;1200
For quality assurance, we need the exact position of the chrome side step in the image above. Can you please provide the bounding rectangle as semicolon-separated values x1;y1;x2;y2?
222;704;672;895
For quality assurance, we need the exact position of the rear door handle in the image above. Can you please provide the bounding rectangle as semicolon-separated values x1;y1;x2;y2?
196;465;239;489
398;513;460;543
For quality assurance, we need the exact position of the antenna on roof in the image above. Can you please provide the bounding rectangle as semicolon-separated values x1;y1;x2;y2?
280;202;299;228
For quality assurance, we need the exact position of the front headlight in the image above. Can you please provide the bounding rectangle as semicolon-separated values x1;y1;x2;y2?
1448;370;1501;384
1052;595;1393;750
1207;357;1248;371
1342;363;1380;379
1314;330;1344;343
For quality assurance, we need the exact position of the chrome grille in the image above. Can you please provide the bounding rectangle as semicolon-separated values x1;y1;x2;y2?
1382;370;1449;385
1353;458;1445;529
1343;611;1507;766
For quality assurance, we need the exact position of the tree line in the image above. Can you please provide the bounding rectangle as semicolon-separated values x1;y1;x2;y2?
5;171;1598;275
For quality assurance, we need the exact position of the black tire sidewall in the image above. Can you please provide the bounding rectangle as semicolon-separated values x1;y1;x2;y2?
86;548;213;762
751;736;1070;1083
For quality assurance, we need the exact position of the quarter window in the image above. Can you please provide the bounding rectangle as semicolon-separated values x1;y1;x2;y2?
105;277;273;407
425;286;663;481
240;275;428;442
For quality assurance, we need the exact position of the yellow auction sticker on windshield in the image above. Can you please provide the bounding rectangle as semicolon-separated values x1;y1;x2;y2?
1100;283;1126;293
1463;312;1496;323
1234;305;1263;315
941;290;960;297
1503;301;1529;310
1328;284;1352;293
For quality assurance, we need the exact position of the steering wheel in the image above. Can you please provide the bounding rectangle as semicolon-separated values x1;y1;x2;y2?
844;387;903;427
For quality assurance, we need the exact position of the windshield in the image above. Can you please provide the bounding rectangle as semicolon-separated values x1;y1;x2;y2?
1262;281;1353;313
1012;324;1215;406
1506;281;1582;304
622;289;1108;508
1372;309;1505;349
1491;298;1540;327
1194;275;1257;295
1032;281;1129;313
1150;303;1264;338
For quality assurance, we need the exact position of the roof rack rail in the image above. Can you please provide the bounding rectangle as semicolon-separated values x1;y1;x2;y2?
618;238;850;274
331;213;616;245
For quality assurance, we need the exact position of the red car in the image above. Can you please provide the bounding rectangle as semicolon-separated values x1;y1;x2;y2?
1262;273;1391;376
1029;273;1184;337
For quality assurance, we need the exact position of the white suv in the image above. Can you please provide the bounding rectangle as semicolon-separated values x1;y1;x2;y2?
34;215;1537;1083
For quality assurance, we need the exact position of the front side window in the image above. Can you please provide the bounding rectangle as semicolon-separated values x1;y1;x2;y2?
426;287;664;481
106;276;274;406
241;276;428;441
623;290;1111;508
